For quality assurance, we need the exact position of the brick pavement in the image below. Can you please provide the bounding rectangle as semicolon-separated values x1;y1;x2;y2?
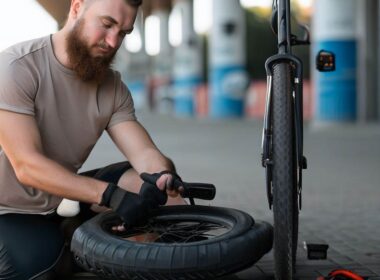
74;113;380;280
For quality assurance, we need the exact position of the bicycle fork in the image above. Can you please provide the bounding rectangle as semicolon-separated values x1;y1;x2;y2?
261;54;308;210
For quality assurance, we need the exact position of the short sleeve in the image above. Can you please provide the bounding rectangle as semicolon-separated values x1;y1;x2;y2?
0;54;37;115
107;74;137;129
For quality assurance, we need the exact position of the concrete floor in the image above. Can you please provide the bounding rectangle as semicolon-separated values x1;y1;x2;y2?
74;111;380;279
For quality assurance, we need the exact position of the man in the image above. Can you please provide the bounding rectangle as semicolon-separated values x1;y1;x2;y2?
0;0;184;279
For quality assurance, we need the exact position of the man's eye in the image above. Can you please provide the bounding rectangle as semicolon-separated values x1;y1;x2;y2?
102;22;112;29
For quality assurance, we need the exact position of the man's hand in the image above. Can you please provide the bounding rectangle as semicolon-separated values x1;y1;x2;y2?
100;182;167;229
139;181;168;205
140;171;184;198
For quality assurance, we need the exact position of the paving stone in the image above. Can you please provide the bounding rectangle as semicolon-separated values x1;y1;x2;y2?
75;114;380;279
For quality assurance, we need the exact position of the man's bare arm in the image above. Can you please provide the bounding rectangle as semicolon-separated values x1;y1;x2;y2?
0;110;107;204
108;120;187;203
107;120;174;175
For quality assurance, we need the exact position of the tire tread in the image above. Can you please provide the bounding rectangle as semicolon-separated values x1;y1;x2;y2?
272;63;299;280
71;206;273;280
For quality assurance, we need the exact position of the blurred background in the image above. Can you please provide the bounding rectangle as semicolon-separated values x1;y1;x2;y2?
2;3;380;277
0;0;379;124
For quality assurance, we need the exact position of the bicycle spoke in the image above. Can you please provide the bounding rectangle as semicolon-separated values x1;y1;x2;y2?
110;219;230;244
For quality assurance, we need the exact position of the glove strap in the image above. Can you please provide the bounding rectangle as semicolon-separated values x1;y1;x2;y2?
99;183;118;207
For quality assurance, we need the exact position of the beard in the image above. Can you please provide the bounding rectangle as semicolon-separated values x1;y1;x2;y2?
66;19;117;83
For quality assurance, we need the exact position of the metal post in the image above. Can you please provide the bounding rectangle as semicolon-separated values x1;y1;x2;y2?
378;0;380;122
357;0;378;122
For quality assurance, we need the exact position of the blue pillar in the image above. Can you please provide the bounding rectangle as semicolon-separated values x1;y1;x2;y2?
209;0;249;118
172;0;202;117
313;0;357;122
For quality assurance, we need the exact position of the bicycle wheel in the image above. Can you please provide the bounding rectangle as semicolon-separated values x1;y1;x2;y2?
272;62;299;279
71;205;273;280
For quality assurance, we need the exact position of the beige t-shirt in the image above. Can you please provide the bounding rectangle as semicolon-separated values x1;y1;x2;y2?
0;35;136;215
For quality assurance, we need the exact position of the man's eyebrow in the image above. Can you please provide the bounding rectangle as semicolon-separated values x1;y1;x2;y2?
100;16;134;33
101;15;119;24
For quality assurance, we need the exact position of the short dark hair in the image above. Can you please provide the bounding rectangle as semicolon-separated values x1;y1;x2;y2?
127;0;142;7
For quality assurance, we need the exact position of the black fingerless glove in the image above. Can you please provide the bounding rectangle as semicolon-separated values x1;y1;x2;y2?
139;182;168;205
99;183;148;228
140;170;183;192
100;182;168;228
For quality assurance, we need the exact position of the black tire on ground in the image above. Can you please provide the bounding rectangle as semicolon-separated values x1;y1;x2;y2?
71;205;273;280
272;63;299;280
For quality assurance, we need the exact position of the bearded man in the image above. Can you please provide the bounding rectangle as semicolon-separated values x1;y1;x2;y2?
0;0;185;279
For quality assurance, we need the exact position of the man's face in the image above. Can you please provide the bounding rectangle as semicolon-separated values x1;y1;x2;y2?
66;0;138;83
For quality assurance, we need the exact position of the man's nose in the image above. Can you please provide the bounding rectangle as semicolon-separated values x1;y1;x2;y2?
105;32;120;49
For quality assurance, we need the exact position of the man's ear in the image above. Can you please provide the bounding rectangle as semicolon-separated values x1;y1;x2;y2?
70;0;85;19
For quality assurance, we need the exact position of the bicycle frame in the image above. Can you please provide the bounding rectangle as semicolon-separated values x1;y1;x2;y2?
262;0;308;209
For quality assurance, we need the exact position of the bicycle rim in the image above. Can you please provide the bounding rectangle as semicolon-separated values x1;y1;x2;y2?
271;62;299;280
104;217;232;244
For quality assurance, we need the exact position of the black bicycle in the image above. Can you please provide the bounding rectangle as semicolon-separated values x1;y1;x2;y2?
261;0;334;279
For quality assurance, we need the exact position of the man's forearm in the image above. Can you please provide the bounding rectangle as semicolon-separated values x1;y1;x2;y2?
131;148;175;175
14;152;107;204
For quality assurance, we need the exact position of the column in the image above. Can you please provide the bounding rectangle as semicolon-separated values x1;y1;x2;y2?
313;0;357;122
149;0;173;113
114;10;150;111
357;0;378;122
377;0;380;122
209;0;249;118
172;0;202;117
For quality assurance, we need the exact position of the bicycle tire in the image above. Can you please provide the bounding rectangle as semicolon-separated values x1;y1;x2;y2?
272;63;299;280
71;205;273;280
